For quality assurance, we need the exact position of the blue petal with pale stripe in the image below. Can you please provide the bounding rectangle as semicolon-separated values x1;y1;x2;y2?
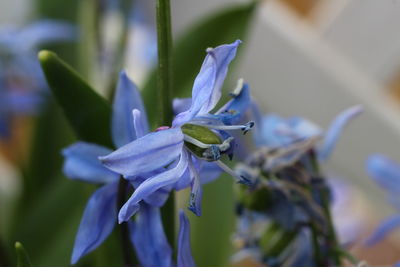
112;71;149;147
100;128;184;177
62;142;119;184
71;182;118;264
172;40;241;127
118;151;189;223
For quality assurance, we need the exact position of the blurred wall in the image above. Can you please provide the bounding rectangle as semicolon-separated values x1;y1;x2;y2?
0;0;30;24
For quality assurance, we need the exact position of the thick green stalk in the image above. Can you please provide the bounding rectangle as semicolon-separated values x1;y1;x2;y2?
156;0;173;126
156;0;175;251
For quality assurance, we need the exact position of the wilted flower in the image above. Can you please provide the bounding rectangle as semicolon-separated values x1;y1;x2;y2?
233;105;363;266
100;40;254;221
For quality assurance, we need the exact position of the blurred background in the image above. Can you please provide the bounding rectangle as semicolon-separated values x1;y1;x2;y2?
1;0;400;266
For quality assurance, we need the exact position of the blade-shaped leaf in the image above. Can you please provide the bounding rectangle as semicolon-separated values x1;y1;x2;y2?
15;242;31;267
143;2;257;129
38;50;113;148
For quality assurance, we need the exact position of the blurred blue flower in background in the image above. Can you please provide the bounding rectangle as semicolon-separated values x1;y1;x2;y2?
0;20;75;137
101;40;254;220
366;154;400;246
250;105;363;171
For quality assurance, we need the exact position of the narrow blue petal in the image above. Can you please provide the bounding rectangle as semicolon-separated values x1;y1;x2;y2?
112;71;149;147
366;154;400;195
394;261;400;267
71;182;118;264
173;98;192;115
118;151;189;223
365;215;400;246
100;128;184;177
177;210;195;267
62;142;119;184
173;40;241;126
173;167;192;191
143;187;171;207
18;20;76;49
129;204;172;267
215;83;251;125
188;159;203;216
318;105;362;161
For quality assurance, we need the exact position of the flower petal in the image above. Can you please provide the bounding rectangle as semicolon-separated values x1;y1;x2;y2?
318;105;362;161
112;71;149;147
366;154;400;195
71;182;118;264
260;115;321;148
17;20;76;50
215;83;251;125
62;142;119;184
173;98;192;115
118;151;189;223
129;204;172;267
173;40;241;126
100;128;184;177
365;215;400;246
177;210;195;267
188;159;203;216
199;162;222;184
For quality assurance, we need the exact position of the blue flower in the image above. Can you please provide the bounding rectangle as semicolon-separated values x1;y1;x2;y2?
100;40;253;221
365;154;400;246
129;207;195;267
0;20;76;137
63;72;174;264
251;104;363;171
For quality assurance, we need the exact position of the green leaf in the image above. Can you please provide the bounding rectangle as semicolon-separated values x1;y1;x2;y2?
142;2;257;129
15;242;31;267
38;50;113;148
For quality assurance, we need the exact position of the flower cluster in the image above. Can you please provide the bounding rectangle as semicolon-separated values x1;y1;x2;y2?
232;105;362;266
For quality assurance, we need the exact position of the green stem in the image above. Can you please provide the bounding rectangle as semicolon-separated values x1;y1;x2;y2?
156;0;173;126
309;150;341;265
156;0;175;251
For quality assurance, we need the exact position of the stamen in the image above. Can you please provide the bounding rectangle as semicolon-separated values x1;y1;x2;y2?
202;145;221;161
230;78;244;97
219;137;234;152
189;121;255;134
216;160;252;186
184;135;212;149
